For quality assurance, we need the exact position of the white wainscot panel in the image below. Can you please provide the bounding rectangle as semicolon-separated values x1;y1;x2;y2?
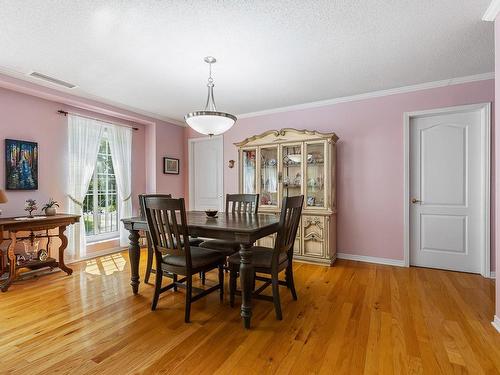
421;124;467;206
420;214;467;254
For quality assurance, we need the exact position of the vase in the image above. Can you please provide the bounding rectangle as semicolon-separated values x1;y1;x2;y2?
45;207;56;216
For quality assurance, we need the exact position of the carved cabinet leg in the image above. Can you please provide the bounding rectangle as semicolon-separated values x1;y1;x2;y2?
57;225;73;275
239;242;254;329
1;232;17;292
128;229;141;294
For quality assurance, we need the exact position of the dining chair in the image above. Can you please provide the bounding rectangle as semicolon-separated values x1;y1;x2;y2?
199;193;259;256
228;195;303;320
143;196;225;323
139;194;203;284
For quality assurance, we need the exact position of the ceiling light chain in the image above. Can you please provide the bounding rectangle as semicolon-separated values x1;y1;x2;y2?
205;58;216;112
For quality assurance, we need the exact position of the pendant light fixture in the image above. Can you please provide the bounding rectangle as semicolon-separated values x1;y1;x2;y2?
184;56;236;136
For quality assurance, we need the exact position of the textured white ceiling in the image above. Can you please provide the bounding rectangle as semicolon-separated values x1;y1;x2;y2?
0;0;494;122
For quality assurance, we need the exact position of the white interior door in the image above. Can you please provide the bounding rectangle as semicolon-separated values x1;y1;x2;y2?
189;136;223;211
409;106;489;274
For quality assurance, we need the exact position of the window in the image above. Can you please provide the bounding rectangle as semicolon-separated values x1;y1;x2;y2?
83;131;119;242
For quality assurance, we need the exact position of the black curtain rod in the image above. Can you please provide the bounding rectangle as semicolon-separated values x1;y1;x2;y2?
57;110;139;131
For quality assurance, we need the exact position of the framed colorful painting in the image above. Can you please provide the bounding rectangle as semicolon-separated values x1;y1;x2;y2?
5;139;38;190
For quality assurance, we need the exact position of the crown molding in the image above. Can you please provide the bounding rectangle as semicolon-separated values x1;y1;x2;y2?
0;65;493;126
483;0;500;21
0;67;185;127
238;72;495;119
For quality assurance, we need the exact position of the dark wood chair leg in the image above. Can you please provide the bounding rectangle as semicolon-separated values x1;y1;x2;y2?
151;267;163;311
144;241;154;284
286;265;297;300
185;275;193;323
271;271;282;320
173;273;178;291
199;271;206;285
229;268;237;308
218;265;224;301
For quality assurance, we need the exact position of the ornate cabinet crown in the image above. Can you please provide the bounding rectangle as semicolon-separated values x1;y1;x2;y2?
235;128;338;265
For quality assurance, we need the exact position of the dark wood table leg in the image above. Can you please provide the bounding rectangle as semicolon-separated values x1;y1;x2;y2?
57;225;73;275
128;229;141;294
1;232;17;292
239;242;254;329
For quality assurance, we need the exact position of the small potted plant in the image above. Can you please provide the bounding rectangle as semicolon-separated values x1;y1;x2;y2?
24;199;38;218
42;198;59;216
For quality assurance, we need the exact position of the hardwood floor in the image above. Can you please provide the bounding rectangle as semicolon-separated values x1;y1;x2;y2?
0;249;498;374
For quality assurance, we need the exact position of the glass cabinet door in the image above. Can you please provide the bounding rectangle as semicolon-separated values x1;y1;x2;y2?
242;149;256;194
305;142;326;208
260;146;278;206
281;144;303;199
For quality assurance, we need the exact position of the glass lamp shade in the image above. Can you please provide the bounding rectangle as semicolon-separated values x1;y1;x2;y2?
185;111;236;136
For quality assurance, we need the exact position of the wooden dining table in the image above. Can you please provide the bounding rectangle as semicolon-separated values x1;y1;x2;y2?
122;211;280;328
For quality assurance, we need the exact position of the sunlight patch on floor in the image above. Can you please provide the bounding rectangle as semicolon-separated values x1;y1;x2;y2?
85;253;127;275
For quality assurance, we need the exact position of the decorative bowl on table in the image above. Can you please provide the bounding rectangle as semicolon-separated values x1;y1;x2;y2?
205;210;218;218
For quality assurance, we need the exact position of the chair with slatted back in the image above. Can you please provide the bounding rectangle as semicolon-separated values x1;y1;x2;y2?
143;196;225;323
139;194;203;284
199;194;259;256
228;195;303;320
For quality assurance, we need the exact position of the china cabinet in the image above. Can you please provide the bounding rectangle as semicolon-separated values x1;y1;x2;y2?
235;128;338;265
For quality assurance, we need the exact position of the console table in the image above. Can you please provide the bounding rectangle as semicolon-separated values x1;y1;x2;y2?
0;214;80;292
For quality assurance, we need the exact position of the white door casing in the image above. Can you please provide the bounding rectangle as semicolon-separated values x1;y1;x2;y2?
189;136;224;211
403;103;490;276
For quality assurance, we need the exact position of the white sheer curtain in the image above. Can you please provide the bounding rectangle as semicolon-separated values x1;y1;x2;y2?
67;115;104;258
107;124;132;247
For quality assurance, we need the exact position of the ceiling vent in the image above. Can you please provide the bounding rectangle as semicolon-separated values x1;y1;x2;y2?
28;71;77;89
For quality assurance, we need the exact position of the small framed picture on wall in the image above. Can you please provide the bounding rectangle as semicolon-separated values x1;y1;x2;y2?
163;157;179;174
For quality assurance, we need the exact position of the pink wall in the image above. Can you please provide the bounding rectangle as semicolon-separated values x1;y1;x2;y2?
186;79;495;265
0;87;147;217
154;122;185;197
0;85;185;219
495;17;500;319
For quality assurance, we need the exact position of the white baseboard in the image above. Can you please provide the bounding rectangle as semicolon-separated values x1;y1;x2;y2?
336;253;406;267
492;316;500;333
491;272;496;279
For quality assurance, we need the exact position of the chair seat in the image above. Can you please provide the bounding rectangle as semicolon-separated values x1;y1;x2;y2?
162;246;225;270
228;246;288;269
199;240;240;256
188;237;204;247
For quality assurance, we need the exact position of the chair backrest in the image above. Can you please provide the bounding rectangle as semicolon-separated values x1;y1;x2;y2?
273;195;304;265
139;193;172;217
226;194;259;214
143;196;192;269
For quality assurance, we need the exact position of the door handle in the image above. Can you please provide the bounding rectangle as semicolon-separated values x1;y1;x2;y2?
411;198;422;204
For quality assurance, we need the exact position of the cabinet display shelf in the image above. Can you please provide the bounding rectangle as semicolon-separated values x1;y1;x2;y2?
236;128;338;266
14;257;57;270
